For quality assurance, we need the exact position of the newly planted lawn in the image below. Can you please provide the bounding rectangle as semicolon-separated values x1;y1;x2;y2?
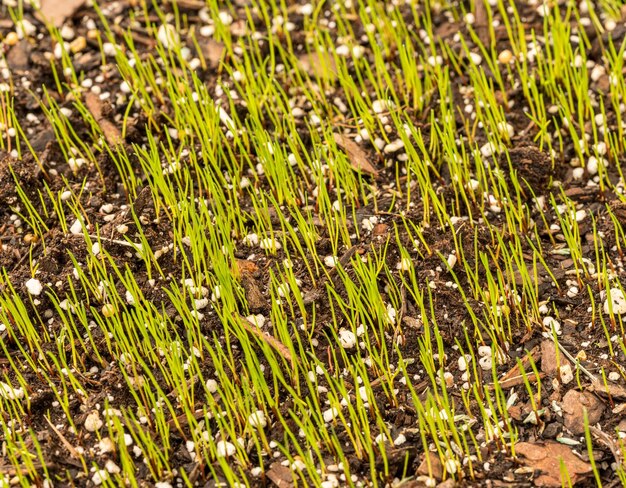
1;0;626;486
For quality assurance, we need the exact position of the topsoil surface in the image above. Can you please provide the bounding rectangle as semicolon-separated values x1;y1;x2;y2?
1;1;626;487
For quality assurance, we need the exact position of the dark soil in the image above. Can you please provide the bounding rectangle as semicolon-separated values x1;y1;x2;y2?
2;1;626;487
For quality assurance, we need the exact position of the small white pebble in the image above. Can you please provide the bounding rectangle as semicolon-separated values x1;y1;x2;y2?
338;329;357;349
559;363;574;384
324;255;338;268
84;411;103;432
25;278;43;296
206;379;218;393
248;410;267;429
323;407;340;422
216;440;236;457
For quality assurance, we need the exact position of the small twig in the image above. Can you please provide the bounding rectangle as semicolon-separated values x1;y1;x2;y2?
44;415;81;459
551;335;597;382
238;315;296;368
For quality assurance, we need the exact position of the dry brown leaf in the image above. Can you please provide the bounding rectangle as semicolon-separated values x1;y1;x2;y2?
515;441;592;487
333;133;379;177
84;92;122;146
238;316;295;367
297;51;337;81
36;0;85;28
200;39;225;70
234;259;259;277
266;462;294;487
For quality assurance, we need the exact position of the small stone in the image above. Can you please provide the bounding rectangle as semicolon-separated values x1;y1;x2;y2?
98;438;115;454
468;52;482;65
480;141;498;158
206;378;218;393
323;407;340;422
70;219;84;235
259;237;281;252
383;139;404;153
324;255;338;268
0;382;24;400
543;316;561;335
105;460;120;474
572;167;584;180
458;355;469;371
372;99;388;114
92;470;109;486
394;434;407;446
479;356;492;370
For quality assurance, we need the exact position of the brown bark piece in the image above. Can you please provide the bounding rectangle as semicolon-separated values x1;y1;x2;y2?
541;340;570;375
561;389;604;435
515;441;592;487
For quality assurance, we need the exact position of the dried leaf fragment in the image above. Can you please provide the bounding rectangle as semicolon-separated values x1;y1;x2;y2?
200;39;225;70
36;0;85;28
266;462;294;487
84;92;122;146
297;51;337;81
333;133;379;177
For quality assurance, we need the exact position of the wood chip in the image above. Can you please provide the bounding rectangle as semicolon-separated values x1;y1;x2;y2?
333;133;379;177
241;275;265;310
36;0;86;28
84;92;122;146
